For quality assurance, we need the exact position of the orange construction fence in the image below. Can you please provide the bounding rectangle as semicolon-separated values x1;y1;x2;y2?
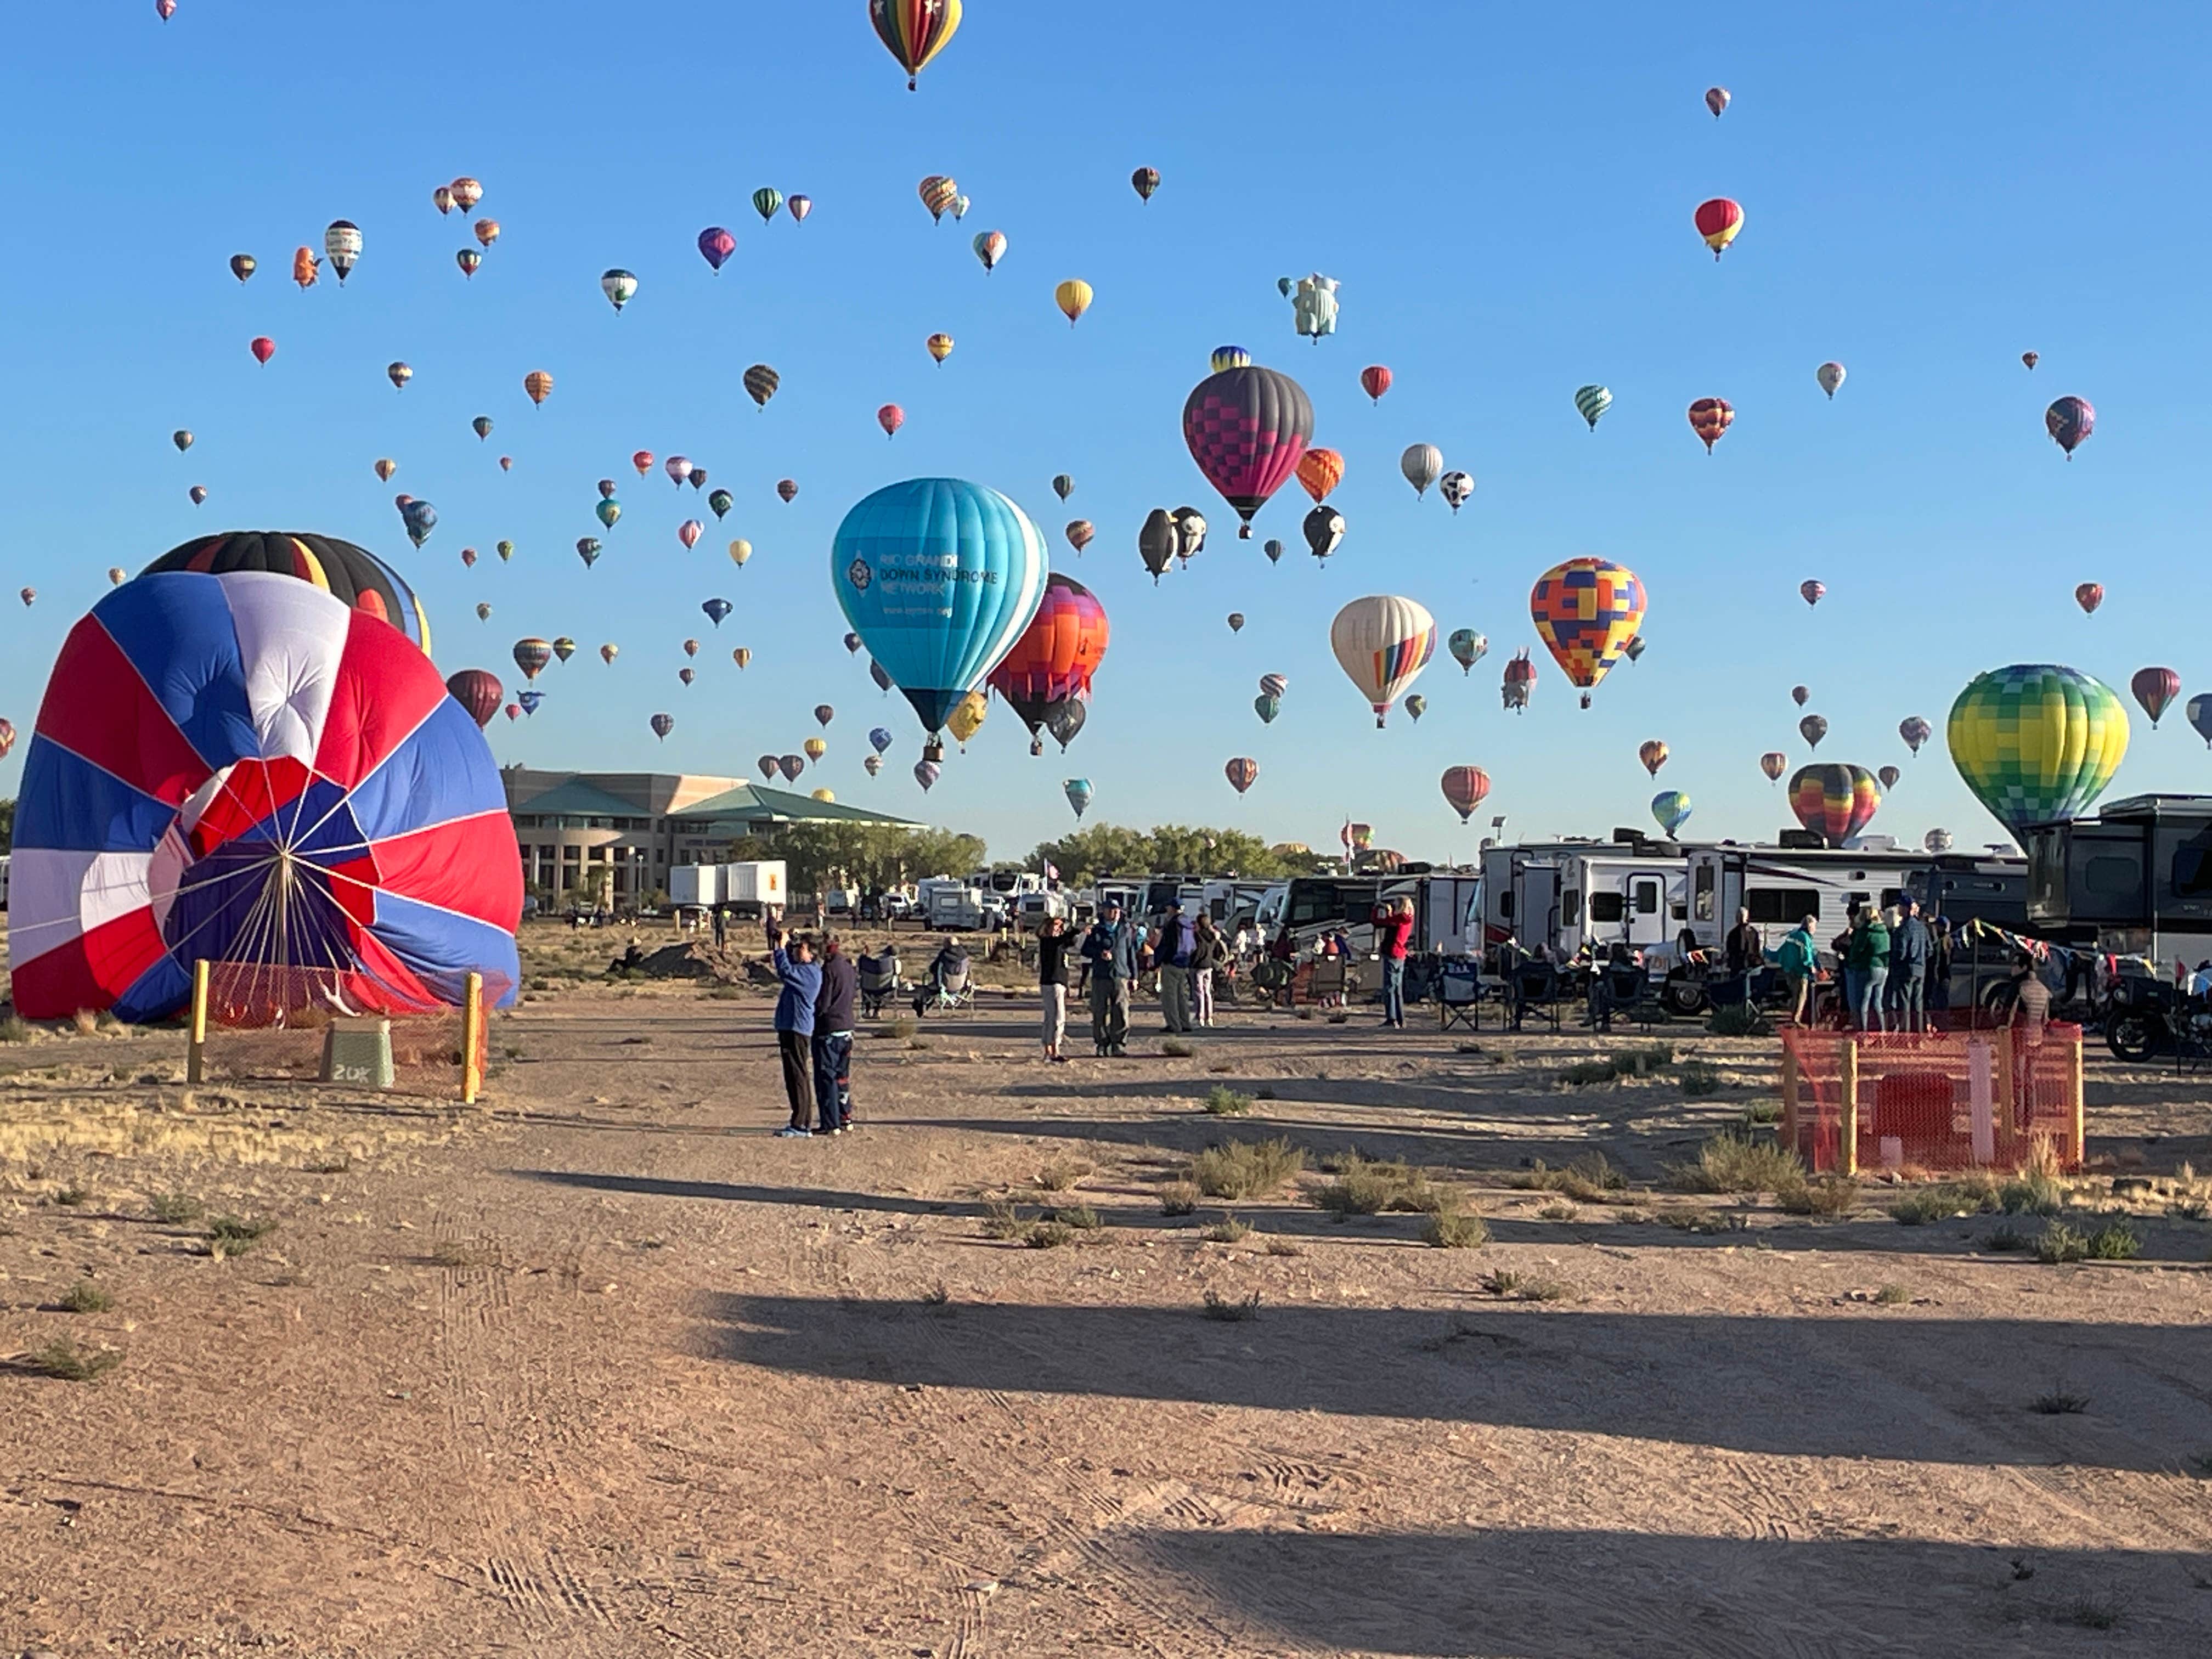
1780;1025;2084;1176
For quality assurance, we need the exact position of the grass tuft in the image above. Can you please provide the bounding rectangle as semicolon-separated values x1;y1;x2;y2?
1158;1181;1199;1217
1668;1135;1805;1197
1310;1153;1447;1217
204;1214;275;1256
1023;1220;1075;1249
1421;1210;1489;1249
1191;1138;1305;1201
981;1199;1025;1240
2054;1595;2120;1631
1199;1218;1251;1244
0;1015;34;1043
1203;1085;1252;1117
1741;1098;1784;1125
2033;1389;2091;1415
1872;1283;1910;1305
24;1339;122;1382
1890;1189;1956;1227
1480;1268;1568;1301
1985;1222;2029;1252
1042;1203;1101;1231
1035;1157;1091;1192
1509;1153;1630;1204
1660;1209;1750;1234
879;1016;917;1040
2084;1222;2142;1261
150;1192;204;1224
1161;1038;1197;1058
1676;1060;1724;1098
1200;1289;1261;1322
57;1280;115;1314
1778;1175;1860;1217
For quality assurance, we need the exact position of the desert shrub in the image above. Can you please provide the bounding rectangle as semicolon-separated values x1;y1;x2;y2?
1668;1135;1805;1196
879;1017;917;1040
1158;1181;1199;1217
1422;1210;1489;1249
1161;1039;1196;1058
1200;1289;1261;1322
1203;1085;1252;1117
1035;1158;1091;1192
57;1280;114;1314
1480;1269;1567;1301
150;1192;204;1224
1985;1222;2028;1251
25;1339;121;1381
1199;1218;1251;1244
1777;1175;1860;1217
0;1016;34;1043
1872;1283;1910;1305
1707;1002;1771;1037
2083;1222;2141;1261
1741;1099;1783;1125
1191;1138;1304;1201
1677;1061;1723;1098
1890;1189;1956;1226
1660;1209;1750;1234
1310;1154;1448;1217
1023;1221;1074;1249
981;1200;1025;1240
205;1214;275;1255
1043;1203;1101;1231
2034;1221;2087;1263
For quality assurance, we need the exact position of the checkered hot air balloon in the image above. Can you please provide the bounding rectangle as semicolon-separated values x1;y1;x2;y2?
9;570;520;1021
1788;764;1880;847
1183;365;1313;540
1530;557;1646;709
1948;664;2129;839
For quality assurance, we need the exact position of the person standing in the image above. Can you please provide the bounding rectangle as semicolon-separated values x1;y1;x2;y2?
1036;914;1073;1063
1775;914;1819;1025
1153;906;1197;1034
1725;908;1763;981
712;905;727;951
1190;913;1224;1029
811;933;857;1133
1374;897;1415;1028
765;916;822;1138
1926;916;1955;1030
1848;906;1892;1032
2007;952;2052;1035
1889;897;1930;1034
1077;900;1136;1056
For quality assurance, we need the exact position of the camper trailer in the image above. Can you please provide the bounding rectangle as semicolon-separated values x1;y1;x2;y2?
1477;833;1688;965
2024;793;2212;967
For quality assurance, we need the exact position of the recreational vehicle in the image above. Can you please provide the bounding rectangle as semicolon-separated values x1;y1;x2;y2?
2024;793;2212;967
1476;834;1689;964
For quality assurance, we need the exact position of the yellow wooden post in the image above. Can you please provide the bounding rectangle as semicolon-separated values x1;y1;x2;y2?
2068;1028;2085;1171
1995;1026;2016;1162
1780;1043;1799;1157
1837;1037;1859;1177
186;958;210;1085
461;972;485;1105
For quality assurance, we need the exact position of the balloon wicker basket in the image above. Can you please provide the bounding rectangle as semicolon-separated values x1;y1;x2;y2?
185;960;494;1104
1779;1026;2084;1177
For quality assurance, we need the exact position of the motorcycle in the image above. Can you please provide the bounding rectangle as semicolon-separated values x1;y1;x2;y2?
2103;975;2212;1064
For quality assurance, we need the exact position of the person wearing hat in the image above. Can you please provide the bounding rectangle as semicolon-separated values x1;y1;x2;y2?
1076;899;1138;1057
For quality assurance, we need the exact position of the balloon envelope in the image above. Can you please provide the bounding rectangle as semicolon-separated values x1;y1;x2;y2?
1182;365;1313;538
1788;764;1880;845
1330;596;1436;726
1651;790;1693;837
986;573;1109;737
2130;667;2180;726
1440;766;1491;822
1530;557;1646;698
1948;664;2129;838
143;532;430;654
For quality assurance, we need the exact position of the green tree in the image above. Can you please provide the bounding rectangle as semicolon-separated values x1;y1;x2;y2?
0;797;13;855
1029;823;1332;884
1030;824;1153;886
750;822;986;893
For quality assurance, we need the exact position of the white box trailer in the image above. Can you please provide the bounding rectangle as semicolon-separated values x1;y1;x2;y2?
669;865;723;908
670;861;786;916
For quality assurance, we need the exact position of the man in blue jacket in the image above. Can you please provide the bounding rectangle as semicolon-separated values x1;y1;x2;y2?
765;916;822;1138
1889;897;1931;1034
1076;900;1137;1056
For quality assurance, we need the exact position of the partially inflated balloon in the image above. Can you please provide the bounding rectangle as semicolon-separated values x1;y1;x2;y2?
1651;791;1692;837
1949;664;2129;838
1440;766;1491;823
1330;595;1436;727
2131;667;2180;726
1531;557;1646;707
1789;764;1878;844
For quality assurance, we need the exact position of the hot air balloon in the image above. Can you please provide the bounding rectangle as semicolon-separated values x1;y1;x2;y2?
1171;507;1207;563
1651;791;1692;837
1877;765;1901;791
972;230;1006;273
2074;582;2103;615
600;644;618;665
250;336;276;364
472;415;493;441
2022;352;2040;371
914;760;940;791
756;755;778;781
1405;694;1427;723
1448;630;1487;673
1138;510;1177;582
862;726;893;758
1259;674;1288;700
1791;685;1810;707
2188;694;2212;747
729;539;752;568
1688;397;1734;452
456;249;482;279
1788;764;1880;845
317;220;363;285
1694;197;1743;259
833;478;1047;736
18;588;32;607
1799;714;1828;749
751;186;783;223
507;690;540;718
1290;274;1339;342
1296;447;1344;503
986;574;1109;747
841;632;863;655
872;0;961;88
1639;740;1669;777
0;716;13;758
1054;279;1093;326
10;572;522;1023
292;247;319;289
387;362;413;391
918;175;959;221
628;450;654;478
496;540;515;563
476;603;492;622
1705;86;1730;116
1254;694;1280;725
2046;396;2094;458
1262;539;1285;565
600;269;637;312
523;370;553;407
2131;667;2181;727
229;253;256;282
1899;716;1932;754
1210;347;1252;374
432;185;454;214
698;226;736;272
1330;596;1436;727
1440;471;1474;515
1440;766;1491;823
1816;361;1847;399
804;738;827;764
1063;778;1093;818
789;195;812;223
466;217;498;249
1400;443;1443;498
498;456;512;472
171;430;194;453
926;332;955;365
877;404;905;438
708;488;734;521
140;532;435;655
698;597;732;629
1063;519;1093;556
651;714;675;741
1131;167;1160;202
450;178;483;212
945;690;988;749
1303;505;1345;562
374;458;397;483
680;639;699;660
106;568;125;586
1626;634;1650;662
186;485;207;506
1926;829;1955;854
1801;579;1825;607
1760;752;1787;782
665;455;693;488
1226;613;1244;634
1530;557;1646;708
776;478;798;502
402;499;437;548
1949;664;2129;838
512;639;552;681
872;660;896;693
1502;651;1536;712
676;520;703;550
576;538;601;567
1573;384;1612;431
1361;365;1392;404
1224;758;1259;795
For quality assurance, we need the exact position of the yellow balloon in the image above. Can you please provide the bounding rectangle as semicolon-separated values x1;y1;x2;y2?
946;689;988;747
803;737;827;762
1054;278;1092;326
732;647;752;669
927;332;954;364
600;644;618;664
811;788;836;803
729;538;752;567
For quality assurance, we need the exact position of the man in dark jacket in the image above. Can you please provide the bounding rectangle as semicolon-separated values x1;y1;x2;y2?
1152;906;1197;1035
1888;898;1931;1034
1077;901;1137;1056
812;934;857;1133
1725;909;1762;980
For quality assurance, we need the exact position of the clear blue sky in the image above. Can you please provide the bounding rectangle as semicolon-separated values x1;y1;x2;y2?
3;2;2208;863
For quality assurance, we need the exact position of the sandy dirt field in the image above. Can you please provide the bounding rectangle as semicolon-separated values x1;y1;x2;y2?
3;920;2210;1658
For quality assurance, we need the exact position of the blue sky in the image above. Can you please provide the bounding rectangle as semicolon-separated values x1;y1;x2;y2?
3;1;2209;863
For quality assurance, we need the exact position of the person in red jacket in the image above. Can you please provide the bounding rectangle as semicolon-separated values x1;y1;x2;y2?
1374;898;1415;1028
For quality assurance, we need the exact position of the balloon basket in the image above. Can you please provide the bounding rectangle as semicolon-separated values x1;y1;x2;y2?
187;960;494;1104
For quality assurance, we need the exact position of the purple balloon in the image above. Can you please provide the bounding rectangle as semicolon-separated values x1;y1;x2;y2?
697;226;736;273
1182;365;1314;540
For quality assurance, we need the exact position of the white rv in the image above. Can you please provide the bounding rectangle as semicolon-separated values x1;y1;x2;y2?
1477;836;1688;964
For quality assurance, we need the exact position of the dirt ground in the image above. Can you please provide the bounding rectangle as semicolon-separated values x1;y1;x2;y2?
3;919;2210;1658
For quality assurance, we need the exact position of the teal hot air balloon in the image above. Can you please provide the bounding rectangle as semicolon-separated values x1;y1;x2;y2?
832;478;1048;735
752;187;784;222
1651;789;1692;837
596;498;622;530
1063;778;1093;819
1948;664;2130;839
1573;384;1613;431
1254;693;1281;725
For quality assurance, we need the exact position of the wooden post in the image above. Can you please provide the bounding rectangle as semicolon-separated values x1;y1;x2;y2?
1995;1026;2016;1163
461;972;485;1105
2068;1028;2085;1171
1780;1043;1799;1157
1837;1037;1859;1176
186;958;210;1085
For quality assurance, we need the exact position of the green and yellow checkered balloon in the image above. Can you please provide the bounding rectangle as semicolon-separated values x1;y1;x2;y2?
1948;664;2129;839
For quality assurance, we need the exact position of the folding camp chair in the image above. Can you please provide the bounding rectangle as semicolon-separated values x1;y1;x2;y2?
1438;958;1484;1031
